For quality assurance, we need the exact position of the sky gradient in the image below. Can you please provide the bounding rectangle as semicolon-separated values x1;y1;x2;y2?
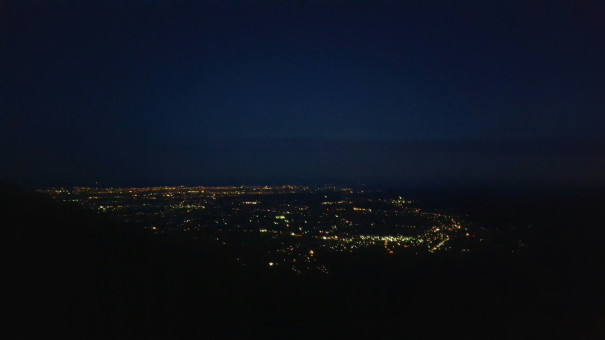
2;1;605;187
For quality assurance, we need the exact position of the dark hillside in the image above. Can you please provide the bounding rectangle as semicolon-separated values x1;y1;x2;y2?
3;185;604;338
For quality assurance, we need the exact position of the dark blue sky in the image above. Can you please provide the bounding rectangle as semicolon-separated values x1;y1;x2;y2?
2;1;604;187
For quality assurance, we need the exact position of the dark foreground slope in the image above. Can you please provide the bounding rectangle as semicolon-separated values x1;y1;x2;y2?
3;184;604;339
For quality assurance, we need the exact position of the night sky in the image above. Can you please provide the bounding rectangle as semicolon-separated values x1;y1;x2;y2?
2;1;604;188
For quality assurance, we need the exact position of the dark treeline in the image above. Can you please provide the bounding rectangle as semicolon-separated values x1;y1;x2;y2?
3;183;604;339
